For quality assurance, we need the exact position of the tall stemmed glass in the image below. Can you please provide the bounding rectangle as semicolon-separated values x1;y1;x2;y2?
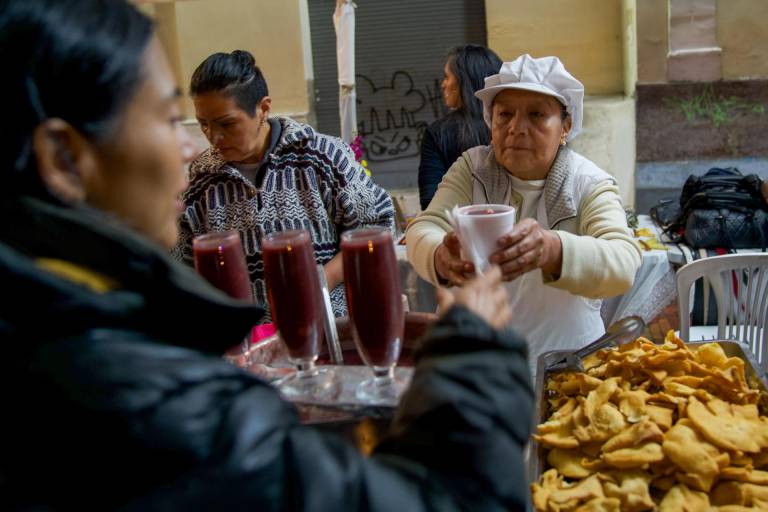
262;230;338;399
193;231;254;362
193;231;253;301
341;227;405;404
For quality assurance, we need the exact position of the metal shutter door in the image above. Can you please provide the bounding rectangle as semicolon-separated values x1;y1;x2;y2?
309;0;487;189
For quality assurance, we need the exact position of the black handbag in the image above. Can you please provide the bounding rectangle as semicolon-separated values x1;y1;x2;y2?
661;168;768;250
649;199;680;227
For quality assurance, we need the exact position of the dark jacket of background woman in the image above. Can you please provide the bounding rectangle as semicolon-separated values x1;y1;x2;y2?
418;45;502;210
419;113;491;210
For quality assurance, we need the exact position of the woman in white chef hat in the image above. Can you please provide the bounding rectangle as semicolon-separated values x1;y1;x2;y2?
406;54;642;372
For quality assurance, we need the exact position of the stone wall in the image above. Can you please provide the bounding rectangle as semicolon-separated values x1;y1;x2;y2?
638;0;768;83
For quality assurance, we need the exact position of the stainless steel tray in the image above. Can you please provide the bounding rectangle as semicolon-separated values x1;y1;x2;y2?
526;340;768;484
282;365;414;424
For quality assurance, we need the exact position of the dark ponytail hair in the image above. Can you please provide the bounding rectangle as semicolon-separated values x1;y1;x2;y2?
440;45;502;152
0;0;153;190
190;50;269;117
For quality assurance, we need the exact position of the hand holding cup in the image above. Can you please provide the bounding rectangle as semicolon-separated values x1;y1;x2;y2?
436;266;512;329
438;204;516;283
489;218;563;281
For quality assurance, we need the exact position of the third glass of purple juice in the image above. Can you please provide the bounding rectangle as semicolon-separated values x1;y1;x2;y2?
341;227;405;404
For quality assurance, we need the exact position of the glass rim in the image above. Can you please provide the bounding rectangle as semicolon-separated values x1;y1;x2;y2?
457;204;516;217
192;230;240;248
263;229;311;242
340;226;392;243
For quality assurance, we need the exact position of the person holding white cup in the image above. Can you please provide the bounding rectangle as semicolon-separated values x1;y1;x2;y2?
406;54;642;372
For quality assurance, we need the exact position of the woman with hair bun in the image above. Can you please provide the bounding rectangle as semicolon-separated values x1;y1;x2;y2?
174;51;395;319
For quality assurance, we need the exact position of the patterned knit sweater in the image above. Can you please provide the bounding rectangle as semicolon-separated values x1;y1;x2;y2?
172;117;396;321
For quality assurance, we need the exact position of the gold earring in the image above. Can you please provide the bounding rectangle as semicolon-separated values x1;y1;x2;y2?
560;136;567;146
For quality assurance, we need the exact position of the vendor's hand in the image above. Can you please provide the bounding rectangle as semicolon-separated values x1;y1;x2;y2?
434;232;475;286
489;218;563;281
436;265;511;329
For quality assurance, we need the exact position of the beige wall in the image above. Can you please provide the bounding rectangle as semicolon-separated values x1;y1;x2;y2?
570;97;636;207
486;0;636;206
717;0;768;80
637;0;667;83
137;0;309;119
153;4;185;96
638;0;768;83
486;0;625;95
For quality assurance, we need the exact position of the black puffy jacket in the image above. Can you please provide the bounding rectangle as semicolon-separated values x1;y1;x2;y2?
0;196;533;511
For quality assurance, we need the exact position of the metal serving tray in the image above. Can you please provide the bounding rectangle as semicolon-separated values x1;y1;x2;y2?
282;365;414;424
526;340;768;484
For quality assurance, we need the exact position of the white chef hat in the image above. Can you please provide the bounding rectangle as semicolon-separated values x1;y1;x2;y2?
474;54;584;141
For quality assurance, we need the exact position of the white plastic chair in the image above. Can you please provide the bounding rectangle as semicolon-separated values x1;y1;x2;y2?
677;253;768;370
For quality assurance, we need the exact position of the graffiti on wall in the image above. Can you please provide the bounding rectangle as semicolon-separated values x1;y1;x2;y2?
356;71;447;162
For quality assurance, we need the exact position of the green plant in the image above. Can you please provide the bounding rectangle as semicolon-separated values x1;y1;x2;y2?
662;85;765;128
625;208;638;229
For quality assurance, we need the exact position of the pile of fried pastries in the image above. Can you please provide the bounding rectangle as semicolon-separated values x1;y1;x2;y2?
531;332;768;511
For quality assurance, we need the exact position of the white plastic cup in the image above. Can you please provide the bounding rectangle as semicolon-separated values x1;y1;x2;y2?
454;204;517;272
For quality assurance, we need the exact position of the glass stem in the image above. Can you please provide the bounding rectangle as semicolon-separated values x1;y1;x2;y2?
240;336;251;366
372;366;395;387
295;359;320;379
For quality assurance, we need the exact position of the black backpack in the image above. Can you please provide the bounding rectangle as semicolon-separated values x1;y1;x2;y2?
652;167;767;250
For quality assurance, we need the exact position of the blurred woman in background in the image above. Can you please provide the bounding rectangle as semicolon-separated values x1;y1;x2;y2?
418;45;502;210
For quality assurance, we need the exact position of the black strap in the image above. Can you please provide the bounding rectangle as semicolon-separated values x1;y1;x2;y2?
717;213;734;251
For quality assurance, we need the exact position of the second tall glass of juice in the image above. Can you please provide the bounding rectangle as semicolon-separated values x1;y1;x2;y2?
262;229;337;399
341;227;404;404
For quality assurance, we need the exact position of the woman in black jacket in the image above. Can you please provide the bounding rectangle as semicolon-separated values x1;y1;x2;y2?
0;1;533;510
418;45;502;210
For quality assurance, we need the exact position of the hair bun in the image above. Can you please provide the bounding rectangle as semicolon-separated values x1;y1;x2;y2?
230;50;256;75
190;49;268;105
